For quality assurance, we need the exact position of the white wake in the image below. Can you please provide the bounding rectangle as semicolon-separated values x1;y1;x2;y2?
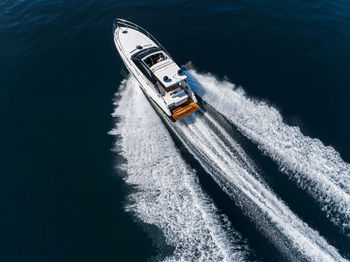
165;111;346;262
185;66;350;236
110;78;250;262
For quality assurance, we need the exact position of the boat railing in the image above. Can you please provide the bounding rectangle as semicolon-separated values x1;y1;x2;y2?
112;18;173;59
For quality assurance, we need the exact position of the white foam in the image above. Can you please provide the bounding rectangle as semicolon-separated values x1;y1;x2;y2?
110;78;249;262
185;66;350;236
166;111;346;262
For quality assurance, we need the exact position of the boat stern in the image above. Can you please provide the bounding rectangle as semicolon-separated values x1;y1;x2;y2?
171;99;200;121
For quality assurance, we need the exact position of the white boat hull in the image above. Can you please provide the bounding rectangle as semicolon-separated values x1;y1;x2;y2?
114;37;172;116
113;19;199;121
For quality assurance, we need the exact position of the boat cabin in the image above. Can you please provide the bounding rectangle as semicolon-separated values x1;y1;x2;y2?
131;47;187;95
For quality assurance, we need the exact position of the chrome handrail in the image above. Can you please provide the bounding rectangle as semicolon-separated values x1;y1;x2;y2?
112;18;173;60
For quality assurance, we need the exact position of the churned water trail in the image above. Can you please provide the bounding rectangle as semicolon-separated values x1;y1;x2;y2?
110;78;250;262
165;111;346;262
185;66;350;236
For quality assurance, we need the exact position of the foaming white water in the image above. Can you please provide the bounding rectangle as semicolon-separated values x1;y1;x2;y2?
166;111;346;262
185;66;350;235
110;78;249;262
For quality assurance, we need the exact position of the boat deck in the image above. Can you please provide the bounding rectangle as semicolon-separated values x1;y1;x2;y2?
172;100;200;121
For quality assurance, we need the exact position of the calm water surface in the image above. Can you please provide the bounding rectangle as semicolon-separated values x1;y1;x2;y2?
1;0;349;261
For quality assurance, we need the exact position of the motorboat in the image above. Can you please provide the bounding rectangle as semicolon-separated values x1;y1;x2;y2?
113;18;200;121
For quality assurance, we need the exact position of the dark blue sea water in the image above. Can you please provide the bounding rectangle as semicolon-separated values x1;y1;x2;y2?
1;0;350;261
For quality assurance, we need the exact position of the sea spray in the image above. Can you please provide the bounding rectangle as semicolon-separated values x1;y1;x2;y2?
184;65;350;236
110;78;250;262
165;110;346;262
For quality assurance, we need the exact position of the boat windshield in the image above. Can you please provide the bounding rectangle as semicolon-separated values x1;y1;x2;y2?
143;52;167;68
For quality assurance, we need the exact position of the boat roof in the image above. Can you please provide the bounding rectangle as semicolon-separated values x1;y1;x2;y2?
153;62;187;88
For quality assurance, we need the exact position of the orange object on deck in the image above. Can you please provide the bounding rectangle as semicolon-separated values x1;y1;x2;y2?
172;100;200;121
